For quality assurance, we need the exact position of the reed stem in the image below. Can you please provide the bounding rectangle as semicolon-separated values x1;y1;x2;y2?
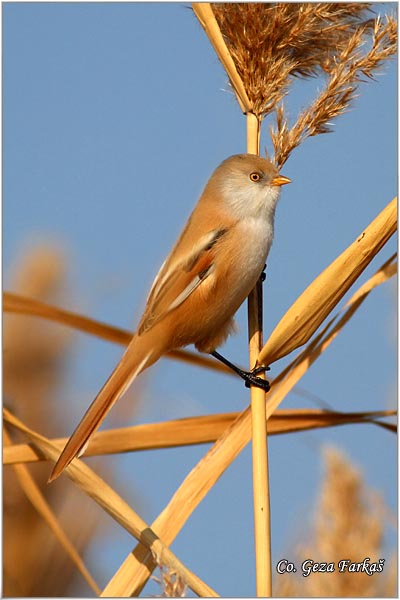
246;111;272;597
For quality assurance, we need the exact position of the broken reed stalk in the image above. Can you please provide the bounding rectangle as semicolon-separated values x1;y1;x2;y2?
246;111;272;597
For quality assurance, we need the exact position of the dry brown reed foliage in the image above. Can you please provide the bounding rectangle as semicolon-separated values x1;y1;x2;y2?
211;3;397;167
275;448;397;597
212;3;372;115
3;246;100;596
4;246;70;433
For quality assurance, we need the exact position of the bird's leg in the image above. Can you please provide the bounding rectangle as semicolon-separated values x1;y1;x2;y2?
210;265;272;392
211;350;270;393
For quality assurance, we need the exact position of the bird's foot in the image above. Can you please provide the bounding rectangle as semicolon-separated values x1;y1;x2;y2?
244;373;270;392
251;363;270;376
211;351;271;393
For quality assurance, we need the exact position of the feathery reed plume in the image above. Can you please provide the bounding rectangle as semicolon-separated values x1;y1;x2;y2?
272;14;397;167
210;4;396;166
212;3;375;118
275;447;397;597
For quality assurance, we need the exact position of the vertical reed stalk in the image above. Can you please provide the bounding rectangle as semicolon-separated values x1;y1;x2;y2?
246;111;272;596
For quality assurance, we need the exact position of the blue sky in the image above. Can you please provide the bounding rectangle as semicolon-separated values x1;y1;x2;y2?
3;3;397;596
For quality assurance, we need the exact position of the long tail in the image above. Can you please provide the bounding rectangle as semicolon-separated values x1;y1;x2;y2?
49;336;155;482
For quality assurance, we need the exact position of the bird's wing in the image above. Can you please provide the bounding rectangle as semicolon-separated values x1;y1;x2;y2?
49;226;230;482
137;227;228;335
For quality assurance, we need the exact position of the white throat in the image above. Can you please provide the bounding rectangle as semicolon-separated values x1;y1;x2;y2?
221;179;281;223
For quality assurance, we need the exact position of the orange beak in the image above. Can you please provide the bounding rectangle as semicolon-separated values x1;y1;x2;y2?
271;175;291;187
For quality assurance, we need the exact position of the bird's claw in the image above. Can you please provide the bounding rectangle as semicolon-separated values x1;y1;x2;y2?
251;364;270;376
210;350;270;393
244;374;270;393
259;263;267;283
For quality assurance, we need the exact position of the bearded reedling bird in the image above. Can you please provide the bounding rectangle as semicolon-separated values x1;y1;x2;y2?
49;154;290;481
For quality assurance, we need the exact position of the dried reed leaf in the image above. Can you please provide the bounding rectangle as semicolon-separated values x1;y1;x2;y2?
5;213;394;596
102;404;253;597
370;421;397;434
7;6;395;597
3;291;230;376
4;194;396;385
344;253;398;307
3;408;218;599
266;254;397;419
5;408;395;466
4;439;63;465
258;199;397;367
103;254;396;596
156;564;187;598
3;427;100;595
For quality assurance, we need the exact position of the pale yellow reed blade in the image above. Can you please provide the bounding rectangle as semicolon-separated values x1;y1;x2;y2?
3;291;230;375
102;254;396;596
266;255;397;419
4;408;395;466
3;409;218;598
259;198;397;367
3;427;101;595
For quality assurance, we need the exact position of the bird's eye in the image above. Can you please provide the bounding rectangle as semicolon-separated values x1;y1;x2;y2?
249;172;261;182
